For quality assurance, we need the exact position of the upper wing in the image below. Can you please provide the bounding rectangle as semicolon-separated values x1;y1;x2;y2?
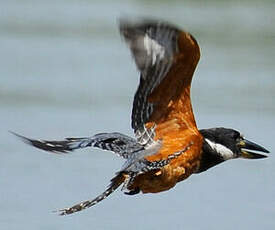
120;19;204;175
120;19;178;133
120;19;201;138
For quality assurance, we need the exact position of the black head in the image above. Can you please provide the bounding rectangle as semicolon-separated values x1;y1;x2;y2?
197;127;269;172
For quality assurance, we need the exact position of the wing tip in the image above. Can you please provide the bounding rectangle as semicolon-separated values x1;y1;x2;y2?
10;130;33;145
119;17;140;41
10;131;69;154
119;17;181;38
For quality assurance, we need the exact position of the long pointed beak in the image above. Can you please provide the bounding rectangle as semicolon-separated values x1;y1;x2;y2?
239;139;269;159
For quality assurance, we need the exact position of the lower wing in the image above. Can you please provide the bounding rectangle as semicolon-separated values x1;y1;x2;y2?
11;131;143;158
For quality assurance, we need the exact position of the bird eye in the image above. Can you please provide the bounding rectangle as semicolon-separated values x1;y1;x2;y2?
232;131;241;140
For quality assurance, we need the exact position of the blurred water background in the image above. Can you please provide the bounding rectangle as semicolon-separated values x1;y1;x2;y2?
1;0;275;229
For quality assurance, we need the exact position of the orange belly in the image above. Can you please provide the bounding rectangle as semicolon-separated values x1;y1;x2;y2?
129;131;203;194
130;82;203;193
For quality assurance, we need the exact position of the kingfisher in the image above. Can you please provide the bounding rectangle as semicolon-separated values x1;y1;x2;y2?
13;19;269;215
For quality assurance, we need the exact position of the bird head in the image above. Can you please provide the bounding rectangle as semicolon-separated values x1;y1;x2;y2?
197;127;269;172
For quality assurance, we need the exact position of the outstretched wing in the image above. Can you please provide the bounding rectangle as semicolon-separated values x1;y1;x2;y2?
120;19;178;133
120;19;200;135
120;19;203;168
12;131;143;158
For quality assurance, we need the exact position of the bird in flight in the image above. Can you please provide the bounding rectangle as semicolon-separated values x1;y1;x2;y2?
13;19;269;215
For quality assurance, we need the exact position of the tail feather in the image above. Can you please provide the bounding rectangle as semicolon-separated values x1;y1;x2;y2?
57;173;125;215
